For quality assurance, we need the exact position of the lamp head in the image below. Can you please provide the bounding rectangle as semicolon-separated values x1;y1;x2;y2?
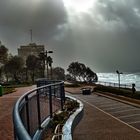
46;50;53;53
116;70;119;74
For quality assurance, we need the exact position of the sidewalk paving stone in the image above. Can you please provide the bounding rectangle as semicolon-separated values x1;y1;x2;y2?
0;86;35;140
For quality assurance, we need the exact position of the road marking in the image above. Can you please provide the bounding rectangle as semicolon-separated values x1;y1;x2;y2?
103;106;132;111
92;101;118;105
128;121;140;124
112;109;140;114
76;96;140;133
98;103;121;108
118;114;140;119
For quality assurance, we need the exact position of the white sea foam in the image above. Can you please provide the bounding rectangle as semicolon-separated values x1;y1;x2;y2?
97;73;140;91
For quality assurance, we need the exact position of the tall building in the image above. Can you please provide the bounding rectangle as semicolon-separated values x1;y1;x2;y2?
18;43;45;64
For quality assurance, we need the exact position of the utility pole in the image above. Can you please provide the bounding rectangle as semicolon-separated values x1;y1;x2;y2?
46;51;53;79
116;70;123;89
30;29;33;43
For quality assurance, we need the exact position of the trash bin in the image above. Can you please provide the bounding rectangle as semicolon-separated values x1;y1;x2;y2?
0;85;3;96
82;88;91;95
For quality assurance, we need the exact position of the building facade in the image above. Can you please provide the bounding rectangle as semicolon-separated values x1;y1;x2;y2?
18;43;45;64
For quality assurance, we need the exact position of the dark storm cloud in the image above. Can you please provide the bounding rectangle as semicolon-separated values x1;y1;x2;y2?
1;0;140;72
94;0;140;72
96;0;140;29
0;0;67;51
0;0;66;30
51;0;140;72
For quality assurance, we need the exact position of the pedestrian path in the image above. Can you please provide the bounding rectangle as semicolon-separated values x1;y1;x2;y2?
1;86;140;140
0;86;35;140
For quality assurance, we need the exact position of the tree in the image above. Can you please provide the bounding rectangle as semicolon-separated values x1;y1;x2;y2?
67;61;98;83
85;67;98;83
3;56;24;82
67;62;87;81
38;52;46;77
26;55;39;83
0;42;8;64
65;74;76;81
67;62;79;80
3;62;11;82
78;63;87;81
47;56;53;79
52;67;65;80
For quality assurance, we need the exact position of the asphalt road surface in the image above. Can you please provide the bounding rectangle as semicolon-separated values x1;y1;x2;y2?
68;92;140;131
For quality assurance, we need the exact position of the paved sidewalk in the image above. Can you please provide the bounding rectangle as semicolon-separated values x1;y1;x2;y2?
0;86;35;140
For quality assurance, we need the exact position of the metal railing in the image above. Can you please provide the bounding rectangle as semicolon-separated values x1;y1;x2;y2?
97;81;131;89
13;80;65;140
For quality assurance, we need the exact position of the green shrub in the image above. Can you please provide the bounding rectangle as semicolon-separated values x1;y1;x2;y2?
3;82;32;88
50;99;79;131
64;99;79;111
94;85;140;100
3;86;15;95
41;98;80;140
65;83;81;88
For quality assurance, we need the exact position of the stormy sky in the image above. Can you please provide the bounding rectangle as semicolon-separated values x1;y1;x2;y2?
0;0;140;72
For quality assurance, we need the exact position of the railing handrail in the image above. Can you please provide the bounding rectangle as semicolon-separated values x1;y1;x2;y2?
97;81;132;87
13;100;32;140
13;81;64;140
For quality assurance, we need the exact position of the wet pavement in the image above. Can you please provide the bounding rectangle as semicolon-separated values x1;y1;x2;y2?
0;85;36;140
66;92;140;140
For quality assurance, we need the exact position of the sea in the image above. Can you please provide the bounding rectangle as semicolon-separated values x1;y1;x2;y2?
97;73;140;91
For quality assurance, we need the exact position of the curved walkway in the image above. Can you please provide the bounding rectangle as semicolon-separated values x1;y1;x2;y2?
0;86;35;140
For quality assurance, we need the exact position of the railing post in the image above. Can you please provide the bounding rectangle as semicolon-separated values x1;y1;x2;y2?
60;83;65;111
36;89;41;129
53;85;56;97
49;86;53;118
13;126;17;140
25;95;30;134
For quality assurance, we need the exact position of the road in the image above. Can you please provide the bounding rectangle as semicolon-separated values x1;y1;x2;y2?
68;92;140;131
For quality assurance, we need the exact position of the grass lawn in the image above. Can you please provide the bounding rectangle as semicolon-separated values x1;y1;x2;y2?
0;83;32;95
2;86;16;95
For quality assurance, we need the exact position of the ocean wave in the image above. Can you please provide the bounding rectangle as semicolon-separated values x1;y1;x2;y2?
97;73;140;91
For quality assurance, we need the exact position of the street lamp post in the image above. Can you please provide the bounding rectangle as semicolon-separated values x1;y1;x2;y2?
46;50;53;79
116;70;123;89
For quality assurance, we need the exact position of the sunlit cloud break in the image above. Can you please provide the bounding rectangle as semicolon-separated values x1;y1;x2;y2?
62;0;97;14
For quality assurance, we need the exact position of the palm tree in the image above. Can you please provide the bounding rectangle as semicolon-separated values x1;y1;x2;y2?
38;52;46;77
